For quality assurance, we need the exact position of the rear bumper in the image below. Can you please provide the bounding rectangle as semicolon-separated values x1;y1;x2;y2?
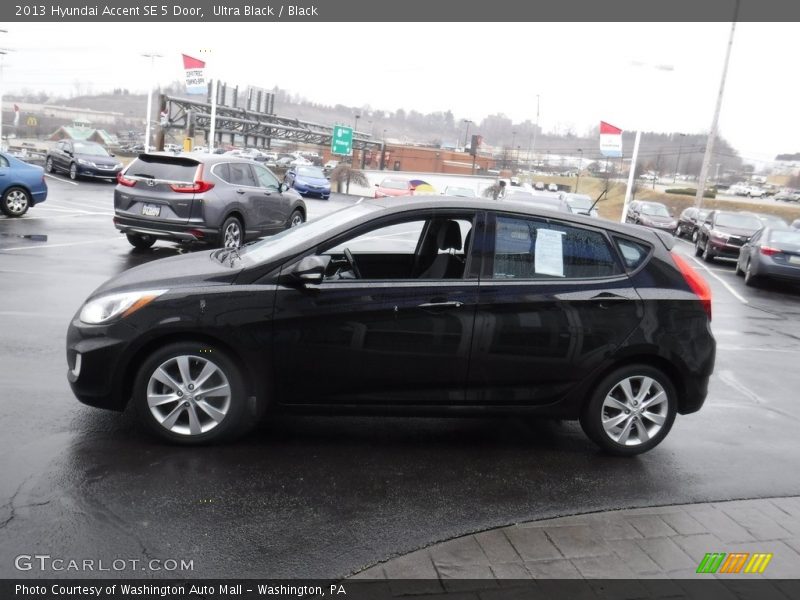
753;257;800;281
114;214;217;243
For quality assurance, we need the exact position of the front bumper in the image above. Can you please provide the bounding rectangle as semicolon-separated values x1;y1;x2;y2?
66;317;136;411
76;164;123;179
294;183;330;197
708;239;745;258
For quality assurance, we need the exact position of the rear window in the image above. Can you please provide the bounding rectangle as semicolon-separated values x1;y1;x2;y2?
614;237;652;271
771;230;800;244
381;179;409;190
126;156;199;182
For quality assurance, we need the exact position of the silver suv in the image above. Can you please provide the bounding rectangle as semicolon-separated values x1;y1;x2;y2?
114;153;306;249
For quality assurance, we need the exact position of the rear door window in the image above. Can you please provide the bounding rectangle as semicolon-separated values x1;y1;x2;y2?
228;163;258;187
492;215;622;279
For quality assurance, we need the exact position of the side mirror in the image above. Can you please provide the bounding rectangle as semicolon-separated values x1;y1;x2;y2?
110;153;116;157
64;150;73;156
279;182;288;193
374;183;379;187
291;255;331;286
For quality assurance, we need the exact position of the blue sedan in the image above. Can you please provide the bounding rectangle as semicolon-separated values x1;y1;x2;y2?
284;165;331;199
0;152;48;217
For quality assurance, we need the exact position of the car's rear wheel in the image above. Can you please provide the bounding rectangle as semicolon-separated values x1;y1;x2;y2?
694;239;703;257
45;157;54;173
126;233;155;249
744;259;760;287
69;163;78;181
133;342;253;444
580;364;677;456
287;209;304;229
692;229;699;243
220;216;243;248
735;258;744;276
1;187;31;217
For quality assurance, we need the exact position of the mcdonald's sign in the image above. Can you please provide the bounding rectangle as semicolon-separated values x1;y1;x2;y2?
696;552;773;574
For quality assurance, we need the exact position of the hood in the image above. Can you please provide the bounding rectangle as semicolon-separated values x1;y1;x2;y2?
640;214;675;224
713;225;759;237
77;153;119;166
89;250;243;299
296;176;330;186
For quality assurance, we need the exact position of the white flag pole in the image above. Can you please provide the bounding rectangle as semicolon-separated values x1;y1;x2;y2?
621;130;642;223
141;53;162;153
206;50;217;154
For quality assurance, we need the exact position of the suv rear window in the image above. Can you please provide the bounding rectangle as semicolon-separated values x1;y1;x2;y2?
126;156;199;182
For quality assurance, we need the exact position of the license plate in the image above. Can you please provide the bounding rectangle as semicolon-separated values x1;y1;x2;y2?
789;256;800;265
141;203;161;217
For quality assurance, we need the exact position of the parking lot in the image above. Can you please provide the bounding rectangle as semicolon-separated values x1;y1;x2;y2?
1;176;800;579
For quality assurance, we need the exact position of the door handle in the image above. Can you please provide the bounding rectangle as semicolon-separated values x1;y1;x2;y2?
235;189;246;195
418;301;464;309
590;292;628;309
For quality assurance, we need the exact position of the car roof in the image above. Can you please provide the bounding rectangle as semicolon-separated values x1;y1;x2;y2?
138;152;257;165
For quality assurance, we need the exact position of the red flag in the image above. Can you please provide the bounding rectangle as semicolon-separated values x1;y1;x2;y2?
600;121;622;135
182;54;205;69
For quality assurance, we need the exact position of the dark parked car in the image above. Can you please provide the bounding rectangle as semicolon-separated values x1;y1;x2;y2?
67;198;715;455
561;193;598;217
0;151;48;217
626;201;677;233
46;140;123;181
113;153;306;249
694;210;763;262
676;207;710;241
284;165;331;199
735;227;800;286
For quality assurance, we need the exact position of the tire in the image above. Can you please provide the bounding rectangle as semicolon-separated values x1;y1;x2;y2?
1;187;32;217
126;233;155;249
692;229;699;243
133;342;255;445
287;209;305;229
744;259;759;287
702;242;715;263
45;157;54;174
734;257;744;276
220;215;243;248
694;239;703;257
579;364;677;456
69;162;78;181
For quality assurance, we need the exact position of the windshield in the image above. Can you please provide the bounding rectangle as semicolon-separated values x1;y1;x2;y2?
445;187;476;197
241;203;380;264
297;167;325;179
716;213;763;229
640;203;670;217
566;194;592;209
698;209;710;221
757;214;787;227
73;142;110;157
771;230;800;244
381;179;409;190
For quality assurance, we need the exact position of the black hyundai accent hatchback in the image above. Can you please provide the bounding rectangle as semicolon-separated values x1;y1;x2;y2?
67;198;715;455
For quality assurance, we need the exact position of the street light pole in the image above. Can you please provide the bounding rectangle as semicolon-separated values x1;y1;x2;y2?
511;130;517;171
141;53;163;153
531;94;540;170
462;119;472;148
353;114;360;165
576;148;583;192
0;31;12;152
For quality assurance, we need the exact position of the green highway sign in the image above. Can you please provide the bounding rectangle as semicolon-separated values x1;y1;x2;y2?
331;125;353;156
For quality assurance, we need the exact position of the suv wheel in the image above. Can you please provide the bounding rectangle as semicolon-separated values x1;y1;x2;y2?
694;239;703;257
702;242;715;263
1;187;31;217
45;157;54;173
287;209;304;229
692;229;699;243
126;233;155;249
133;342;254;444
221;216;243;248
580;364;677;456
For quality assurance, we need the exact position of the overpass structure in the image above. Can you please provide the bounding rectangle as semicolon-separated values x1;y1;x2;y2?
156;94;385;165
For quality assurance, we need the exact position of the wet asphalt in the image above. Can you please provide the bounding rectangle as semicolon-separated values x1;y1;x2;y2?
1;175;800;579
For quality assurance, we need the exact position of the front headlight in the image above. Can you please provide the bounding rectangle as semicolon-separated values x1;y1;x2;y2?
77;158;94;166
79;289;167;324
710;230;730;240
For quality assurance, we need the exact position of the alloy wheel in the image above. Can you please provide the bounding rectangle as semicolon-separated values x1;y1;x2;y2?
224;221;241;248
146;355;232;436
4;190;29;215
290;212;304;227
601;376;668;446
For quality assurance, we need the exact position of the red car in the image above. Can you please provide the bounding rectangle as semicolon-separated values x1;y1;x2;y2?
374;178;413;198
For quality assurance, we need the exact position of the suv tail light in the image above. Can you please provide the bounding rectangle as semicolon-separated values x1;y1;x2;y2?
760;246;780;256
117;171;136;187
169;163;214;193
672;253;712;320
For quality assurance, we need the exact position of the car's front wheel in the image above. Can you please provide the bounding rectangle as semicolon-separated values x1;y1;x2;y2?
287;209;305;229
1;187;32;217
126;233;155;249
69;162;78;181
580;364;677;456
45;157;55;174
133;342;254;444
702;242;715;263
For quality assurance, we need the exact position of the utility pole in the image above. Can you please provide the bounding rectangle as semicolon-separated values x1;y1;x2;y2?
576;148;583;192
0;30;13;152
621;131;643;223
695;1;739;209
531;94;540;171
141;53;163;153
673;133;686;183
462;119;472;148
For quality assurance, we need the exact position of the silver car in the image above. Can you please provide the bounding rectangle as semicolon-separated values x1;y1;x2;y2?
114;153;306;249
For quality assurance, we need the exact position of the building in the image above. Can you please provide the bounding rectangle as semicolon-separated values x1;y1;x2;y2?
324;144;495;174
49;122;119;146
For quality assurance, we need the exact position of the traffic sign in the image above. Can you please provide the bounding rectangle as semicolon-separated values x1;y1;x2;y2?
331;125;353;156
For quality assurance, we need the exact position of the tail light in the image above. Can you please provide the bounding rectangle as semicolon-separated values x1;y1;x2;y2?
117;171;136;187
672;253;712;321
170;163;214;193
760;246;780;256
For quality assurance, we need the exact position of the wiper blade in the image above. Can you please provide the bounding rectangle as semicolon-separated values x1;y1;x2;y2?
217;247;241;267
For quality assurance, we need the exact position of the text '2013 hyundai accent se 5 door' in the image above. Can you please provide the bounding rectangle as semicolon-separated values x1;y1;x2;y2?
67;198;716;455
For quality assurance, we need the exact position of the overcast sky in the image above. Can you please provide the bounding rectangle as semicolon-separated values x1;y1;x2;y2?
2;22;798;162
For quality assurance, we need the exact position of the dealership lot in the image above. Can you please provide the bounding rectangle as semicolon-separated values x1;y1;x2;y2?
1;177;800;578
